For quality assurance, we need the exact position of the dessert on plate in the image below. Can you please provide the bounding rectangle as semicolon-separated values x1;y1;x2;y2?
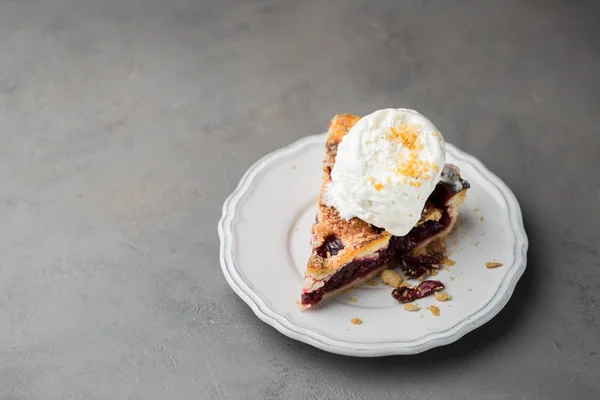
300;109;469;309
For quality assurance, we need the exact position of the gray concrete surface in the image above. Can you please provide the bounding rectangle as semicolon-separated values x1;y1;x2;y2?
1;0;599;399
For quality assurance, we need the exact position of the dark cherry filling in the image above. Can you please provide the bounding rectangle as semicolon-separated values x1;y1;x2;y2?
315;235;345;258
392;280;445;303
302;181;463;307
401;253;443;278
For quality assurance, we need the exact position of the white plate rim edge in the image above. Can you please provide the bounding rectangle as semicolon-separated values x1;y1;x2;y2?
218;133;529;357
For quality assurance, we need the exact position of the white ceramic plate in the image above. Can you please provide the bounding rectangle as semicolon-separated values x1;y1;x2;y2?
219;134;528;357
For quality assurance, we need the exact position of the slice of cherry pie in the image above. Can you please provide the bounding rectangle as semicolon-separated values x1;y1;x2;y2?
300;114;469;308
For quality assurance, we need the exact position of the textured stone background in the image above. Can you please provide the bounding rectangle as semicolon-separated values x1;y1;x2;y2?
1;0;599;399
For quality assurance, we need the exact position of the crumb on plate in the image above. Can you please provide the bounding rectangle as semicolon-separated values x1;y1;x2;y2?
404;303;419;312
434;292;451;302
350;318;362;325
442;257;456;266
486;261;503;269
429;305;440;316
381;269;403;288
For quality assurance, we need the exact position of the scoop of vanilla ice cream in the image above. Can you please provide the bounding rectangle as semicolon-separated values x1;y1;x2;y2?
323;108;446;236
